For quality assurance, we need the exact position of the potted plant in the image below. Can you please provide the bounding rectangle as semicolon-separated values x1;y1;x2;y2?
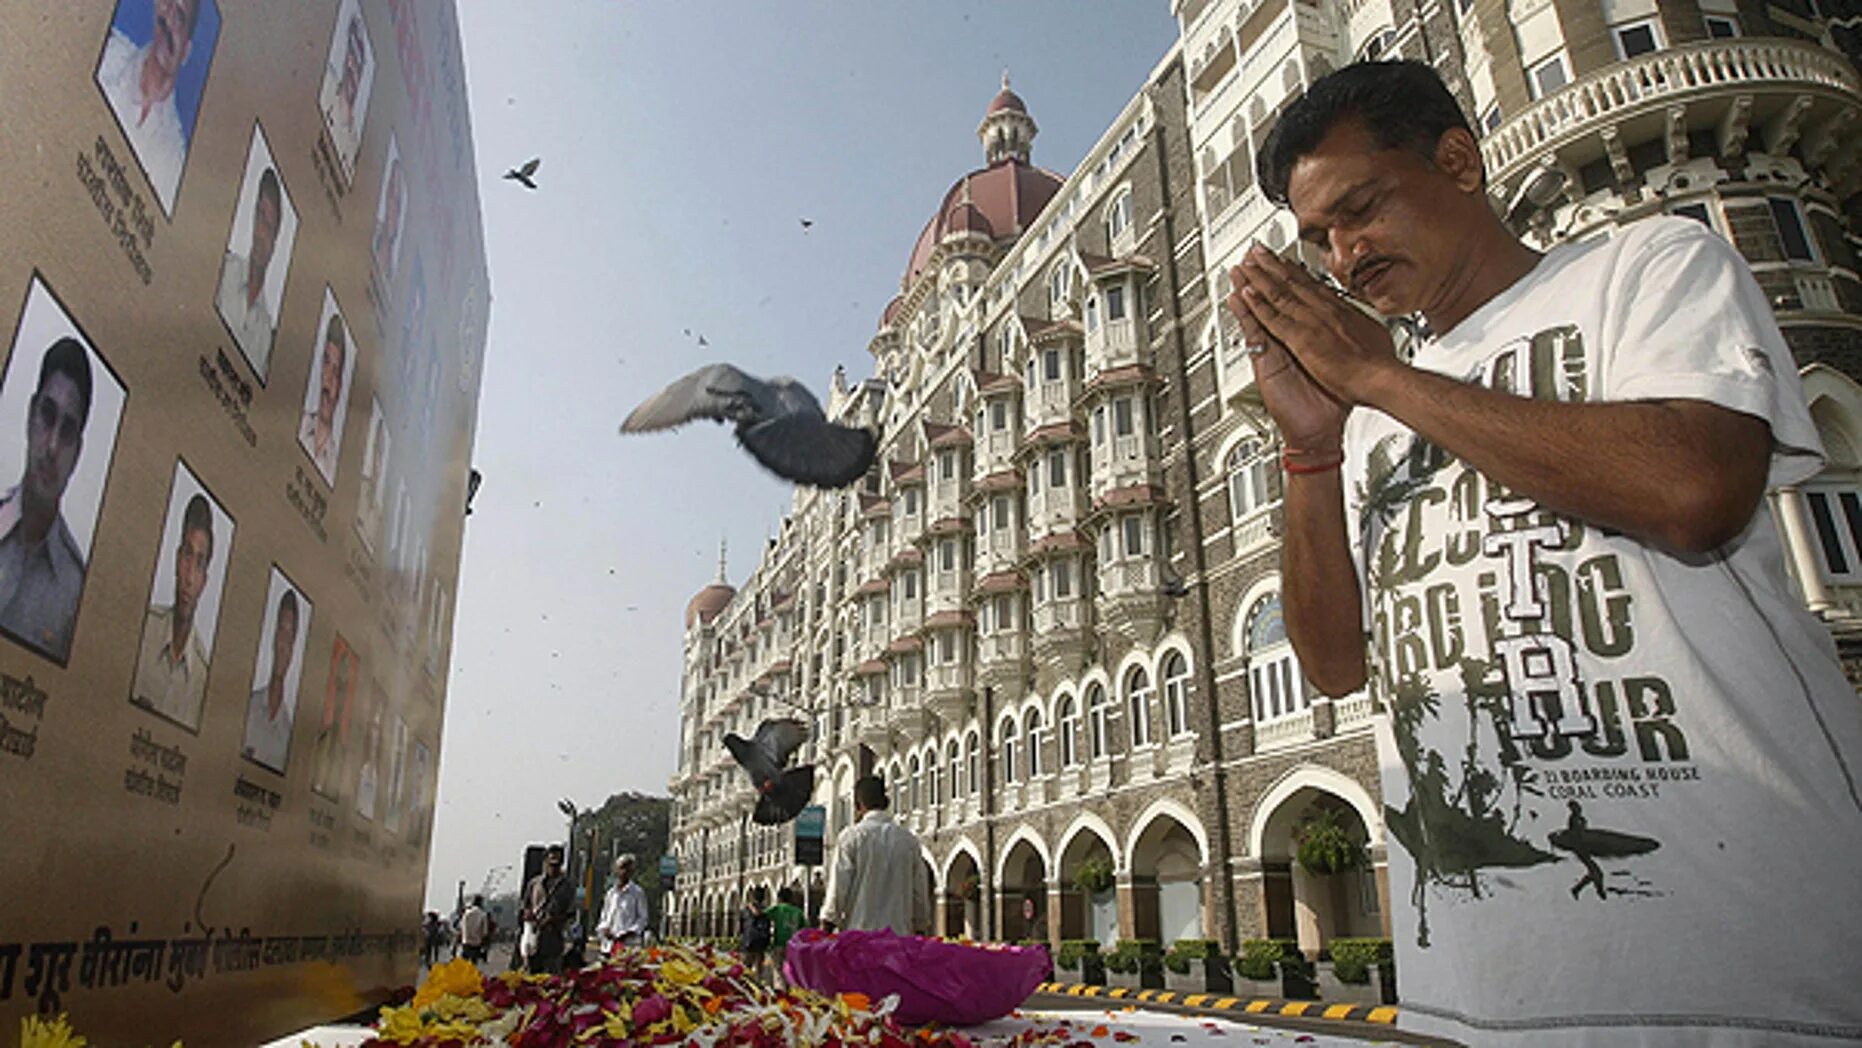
1236;938;1306;1000
1071;857;1116;895
1317;938;1396;1005
1294;809;1366;876
1054;939;1104;985
1104;939;1163;990
1162;939;1231;994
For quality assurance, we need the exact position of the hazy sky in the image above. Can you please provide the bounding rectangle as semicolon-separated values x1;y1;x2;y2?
427;0;1181;907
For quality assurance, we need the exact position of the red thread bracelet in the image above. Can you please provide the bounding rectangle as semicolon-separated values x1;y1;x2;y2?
1282;449;1344;475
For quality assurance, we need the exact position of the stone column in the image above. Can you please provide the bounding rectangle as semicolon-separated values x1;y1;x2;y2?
1773;489;1835;612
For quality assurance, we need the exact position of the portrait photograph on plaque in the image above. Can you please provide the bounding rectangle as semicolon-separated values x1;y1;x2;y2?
94;0;223;216
355;398;390;555
298;287;358;487
214;122;300;382
316;0;376;184
241;566;311;774
372;137;407;287
309;632;358;800
355;683;385;821
0;275;129;666
129;459;234;732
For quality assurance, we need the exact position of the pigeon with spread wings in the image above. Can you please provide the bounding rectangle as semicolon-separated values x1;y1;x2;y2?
621;363;876;488
503;157;541;189
724;718;816;825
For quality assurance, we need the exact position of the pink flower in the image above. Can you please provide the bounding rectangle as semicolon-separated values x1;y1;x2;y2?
631;993;673;1026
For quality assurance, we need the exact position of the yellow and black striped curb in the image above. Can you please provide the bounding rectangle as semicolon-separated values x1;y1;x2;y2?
1034;982;1398;1025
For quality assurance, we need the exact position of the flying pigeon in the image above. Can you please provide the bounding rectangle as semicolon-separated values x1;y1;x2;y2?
621;363;876;488
503;157;541;189
800;218;814;231
723;718;815;825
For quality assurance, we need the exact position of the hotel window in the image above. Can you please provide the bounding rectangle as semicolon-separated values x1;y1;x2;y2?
1107;190;1133;242
939;539;955;572
992;495;1011;531
1044;348;1063;382
1114;396;1134;437
1704;14;1739;37
1804;486;1862;581
991;400;1008;431
1106;284;1126;322
1122;514;1146;557
1769;198;1817;263
1611;18;1663;59
1049;449;1067;487
1087;683;1109;759
948;740;962;798
1126;667;1153;747
1481;103;1503;133
1227;437;1279;523
1246;593;1306;723
1050;559;1073;599
1093;404;1107;446
1048;263;1072;307
999;718;1018;784
966;731;980;794
1025;710;1044;778
1058;696;1080;767
1529;53;1570;98
1162;651;1191;737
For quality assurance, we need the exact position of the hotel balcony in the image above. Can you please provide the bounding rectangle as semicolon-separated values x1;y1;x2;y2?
924;650;974;723
1484;39;1862;212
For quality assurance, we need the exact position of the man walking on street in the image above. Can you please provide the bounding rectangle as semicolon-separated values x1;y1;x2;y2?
458;895;491;963
522;844;574;974
1226;59;1862;1046
596;854;649;956
819;777;930;936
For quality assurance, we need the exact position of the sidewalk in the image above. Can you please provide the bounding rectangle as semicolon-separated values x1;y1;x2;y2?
1030;982;1461;1047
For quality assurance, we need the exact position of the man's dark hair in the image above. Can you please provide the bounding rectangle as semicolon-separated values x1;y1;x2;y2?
853;775;888;811
778;887;797;905
277;588;299;628
749;885;767;904
1257;60;1476;206
37;337;94;428
472;894;485;907
181;494;214;559
324;314;347;356
256;168;282;224
546;843;565;858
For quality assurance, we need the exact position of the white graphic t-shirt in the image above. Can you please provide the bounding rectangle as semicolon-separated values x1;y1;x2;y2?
1344;217;1862;1045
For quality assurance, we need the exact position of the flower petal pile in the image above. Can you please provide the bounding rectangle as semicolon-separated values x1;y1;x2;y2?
363;945;1081;1047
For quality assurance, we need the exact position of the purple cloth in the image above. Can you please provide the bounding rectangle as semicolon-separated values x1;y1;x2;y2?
783;928;1050;1027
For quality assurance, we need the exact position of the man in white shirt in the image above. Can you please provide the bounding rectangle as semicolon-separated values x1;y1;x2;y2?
596;854;649;955
458;895;492;963
242;589;300;771
298;314;348;484
96;0;199;213
131;494;214;728
1228;59;1862;1046
819;776;930;936
216;167;285;377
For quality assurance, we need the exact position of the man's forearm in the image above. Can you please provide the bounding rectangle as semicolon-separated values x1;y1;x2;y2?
1362;364;1769;553
1282;467;1368;697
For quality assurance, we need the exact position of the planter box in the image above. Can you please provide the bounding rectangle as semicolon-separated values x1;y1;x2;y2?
1163;958;1233;995
1106;967;1145;991
1279;961;1318;1001
1234;975;1281;1001
1057;956;1107;986
1316;963;1380;1005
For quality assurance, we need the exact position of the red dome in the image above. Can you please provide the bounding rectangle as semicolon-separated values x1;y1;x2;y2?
685;583;735;628
902;161;1062;290
943;201;995;239
988;87;1027;115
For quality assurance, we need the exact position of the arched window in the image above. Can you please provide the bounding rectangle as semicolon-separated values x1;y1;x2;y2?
1048;262;1072;308
1227;437;1279;524
1058;695;1080;767
999;717;1018;784
947;739;963;799
909;754;922;813
1025;709;1044;778
1087;683;1110;759
1106;189;1133;243
1162;650;1192;737
1246;594;1305;723
966;730;981;795
890;762;904;808
926;749;941;807
1125;667;1153;748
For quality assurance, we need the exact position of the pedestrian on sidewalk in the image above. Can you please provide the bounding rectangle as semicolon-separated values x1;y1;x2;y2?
766;886;805;986
739;886;772;978
421;911;443;967
819;776;930;936
596;854;649;956
521;843;574;973
459;895;492;963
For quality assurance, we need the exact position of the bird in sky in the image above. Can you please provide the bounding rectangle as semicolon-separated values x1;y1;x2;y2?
800;218;814;232
503;157;541;189
724;718;815;825
621;363;876;488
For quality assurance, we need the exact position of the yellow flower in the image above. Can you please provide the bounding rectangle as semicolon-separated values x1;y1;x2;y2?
413;958;484;1006
658;958;707;986
424;993;496;1024
20;1014;87;1048
374;1006;427;1046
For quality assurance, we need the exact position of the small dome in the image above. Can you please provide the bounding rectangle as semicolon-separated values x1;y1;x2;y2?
685;583;735;628
988;87;1027;115
881;294;906;328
